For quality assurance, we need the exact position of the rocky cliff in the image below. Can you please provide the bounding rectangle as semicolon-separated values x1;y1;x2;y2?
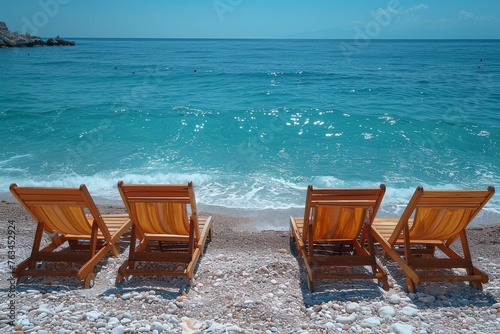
0;21;75;47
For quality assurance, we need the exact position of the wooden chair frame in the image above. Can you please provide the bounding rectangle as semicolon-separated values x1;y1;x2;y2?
290;184;388;291
10;183;132;288
116;181;212;283
371;186;495;292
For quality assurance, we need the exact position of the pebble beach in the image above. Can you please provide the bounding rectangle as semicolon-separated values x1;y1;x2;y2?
1;201;499;334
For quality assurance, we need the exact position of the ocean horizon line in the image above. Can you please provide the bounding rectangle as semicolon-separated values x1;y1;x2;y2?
53;37;500;42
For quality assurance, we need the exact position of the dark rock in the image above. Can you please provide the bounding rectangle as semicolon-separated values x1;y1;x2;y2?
0;21;8;32
0;21;74;48
46;36;75;46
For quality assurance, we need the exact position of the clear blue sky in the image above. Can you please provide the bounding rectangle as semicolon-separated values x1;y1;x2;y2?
3;0;499;39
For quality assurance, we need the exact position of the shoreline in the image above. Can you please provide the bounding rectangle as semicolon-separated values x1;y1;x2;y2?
1;191;499;230
0;201;500;332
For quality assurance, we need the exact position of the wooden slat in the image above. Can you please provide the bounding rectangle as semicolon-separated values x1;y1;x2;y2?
312;203;374;209
312;255;376;266
418;275;483;283
131;252;192;262
419;189;491;198
127;198;190;203
315;273;378;280
12;188;86;203
310;187;384;195
121;269;187;277
144;234;190;242
16;270;80;278
407;257;472;268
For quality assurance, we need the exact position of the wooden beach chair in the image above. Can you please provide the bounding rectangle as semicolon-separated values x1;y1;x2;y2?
9;183;132;288
371;186;495;292
290;184;389;291
116;181;213;283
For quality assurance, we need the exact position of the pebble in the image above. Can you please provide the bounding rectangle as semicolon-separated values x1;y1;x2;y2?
424;287;446;297
121;293;132;300
96;321;106;328
402;306;421;317
111;326;125;334
389;294;401;304
224;325;244;332
363;317;381;327
37;306;55;315
151;321;169;331
335;314;357;324
418;295;436;304
345;302;360;313
86;311;101;320
257;266;270;274
391;322;416;334
379;306;396;318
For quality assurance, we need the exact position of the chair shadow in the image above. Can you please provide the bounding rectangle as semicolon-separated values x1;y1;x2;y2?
102;275;192;300
9;237;131;292
291;236;498;309
105;236;213;298
289;236;385;308
376;255;499;309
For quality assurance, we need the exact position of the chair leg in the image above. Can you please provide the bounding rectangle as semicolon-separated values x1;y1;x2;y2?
367;248;390;291
308;276;314;292
87;222;99;262
375;264;390;291
459;230;487;289
305;260;315;292
84;273;95;289
469;280;483;290
406;277;416;293
17;223;45;273
126;225;138;270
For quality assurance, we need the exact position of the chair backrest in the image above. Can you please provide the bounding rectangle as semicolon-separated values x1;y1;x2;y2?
9;183;108;238
391;186;495;243
303;184;386;241
118;181;198;239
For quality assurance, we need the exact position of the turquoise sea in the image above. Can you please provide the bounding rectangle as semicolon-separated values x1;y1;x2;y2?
1;39;499;225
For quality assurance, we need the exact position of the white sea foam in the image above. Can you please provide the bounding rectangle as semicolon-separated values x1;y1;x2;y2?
3;172;498;217
2;171;499;227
